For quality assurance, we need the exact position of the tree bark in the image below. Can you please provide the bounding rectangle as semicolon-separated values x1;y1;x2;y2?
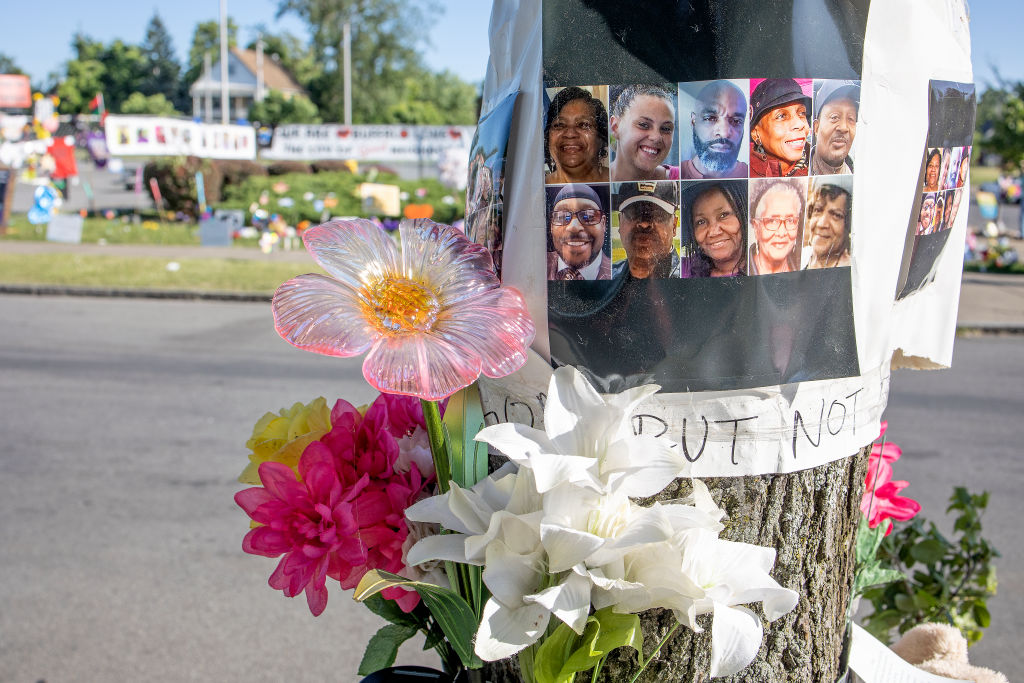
482;447;869;683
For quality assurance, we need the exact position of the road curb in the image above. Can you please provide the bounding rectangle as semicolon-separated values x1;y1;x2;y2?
0;284;271;303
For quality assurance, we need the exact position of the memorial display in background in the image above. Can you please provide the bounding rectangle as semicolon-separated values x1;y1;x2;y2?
465;93;518;279
104;115;256;160
263;124;474;163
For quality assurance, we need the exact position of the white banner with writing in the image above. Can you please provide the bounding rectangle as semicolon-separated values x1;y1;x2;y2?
103;116;256;160
263;124;474;162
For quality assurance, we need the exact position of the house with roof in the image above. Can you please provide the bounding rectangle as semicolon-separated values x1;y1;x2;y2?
189;45;306;123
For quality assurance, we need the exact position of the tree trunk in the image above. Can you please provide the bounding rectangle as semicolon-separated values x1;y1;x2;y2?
483;447;869;683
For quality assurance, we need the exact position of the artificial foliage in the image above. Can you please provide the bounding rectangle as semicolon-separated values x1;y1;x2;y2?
861;487;999;646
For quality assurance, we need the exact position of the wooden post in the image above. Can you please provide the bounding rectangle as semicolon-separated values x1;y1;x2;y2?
0;164;14;234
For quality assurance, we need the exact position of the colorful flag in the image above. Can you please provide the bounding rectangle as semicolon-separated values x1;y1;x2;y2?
88;93;106;124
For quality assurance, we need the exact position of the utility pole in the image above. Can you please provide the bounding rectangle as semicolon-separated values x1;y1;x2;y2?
220;0;229;124
343;21;352;126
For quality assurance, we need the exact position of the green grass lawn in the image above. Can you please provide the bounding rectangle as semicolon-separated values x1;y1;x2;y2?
0;252;319;294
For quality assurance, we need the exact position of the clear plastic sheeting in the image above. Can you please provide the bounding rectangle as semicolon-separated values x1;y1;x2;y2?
476;0;974;476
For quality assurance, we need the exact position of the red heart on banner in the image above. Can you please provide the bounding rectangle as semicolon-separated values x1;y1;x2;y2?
337;128;351;138
448;128;461;138
400;129;408;138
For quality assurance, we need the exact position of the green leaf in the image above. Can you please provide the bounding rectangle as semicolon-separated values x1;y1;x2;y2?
854;564;904;594
361;593;421;629
973;603;992;628
534;609;643;683
855;517;888;565
441;382;488;489
913;589;940;609
358;623;418;676
910;539;946;565
535;621;587;683
894;593;916;613
355;569;483;670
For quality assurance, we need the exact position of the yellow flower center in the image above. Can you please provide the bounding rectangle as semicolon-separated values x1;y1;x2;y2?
363;277;441;334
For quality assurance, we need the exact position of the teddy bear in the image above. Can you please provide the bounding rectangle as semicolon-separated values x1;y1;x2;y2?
891;623;1008;683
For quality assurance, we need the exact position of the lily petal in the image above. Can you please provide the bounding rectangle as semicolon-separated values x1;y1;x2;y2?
474;597;550;661
540;522;604;573
525;569;592;634
710;604;763;678
406;533;475;567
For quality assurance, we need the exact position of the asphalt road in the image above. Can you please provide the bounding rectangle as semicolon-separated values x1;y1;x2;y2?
0;296;1018;682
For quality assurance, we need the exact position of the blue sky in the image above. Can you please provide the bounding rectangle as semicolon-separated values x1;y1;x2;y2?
2;0;1019;90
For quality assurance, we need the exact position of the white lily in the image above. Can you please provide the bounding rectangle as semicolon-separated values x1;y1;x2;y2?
405;463;593;661
591;527;799;678
476;365;687;498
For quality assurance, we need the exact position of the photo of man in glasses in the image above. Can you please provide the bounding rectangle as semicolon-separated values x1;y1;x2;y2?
546;183;611;280
611;180;680;279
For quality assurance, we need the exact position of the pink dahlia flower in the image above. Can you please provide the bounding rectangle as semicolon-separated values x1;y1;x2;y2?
861;421;921;536
272;218;535;401
236;394;436;615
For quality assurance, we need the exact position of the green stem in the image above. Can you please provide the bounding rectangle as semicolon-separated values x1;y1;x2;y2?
590;654;607;683
628;623;679;683
421;399;450;493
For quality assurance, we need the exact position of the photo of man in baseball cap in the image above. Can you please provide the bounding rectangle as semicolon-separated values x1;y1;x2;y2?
611;180;680;279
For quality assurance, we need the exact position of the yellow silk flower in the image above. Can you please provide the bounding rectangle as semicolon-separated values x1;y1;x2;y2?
239;397;332;484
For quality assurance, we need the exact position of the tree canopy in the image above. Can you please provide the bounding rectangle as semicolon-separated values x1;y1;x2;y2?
139;13;185;111
52;4;478;126
976;82;1024;170
275;0;477;125
0;52;24;75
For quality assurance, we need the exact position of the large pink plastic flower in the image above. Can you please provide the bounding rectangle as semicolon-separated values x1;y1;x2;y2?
272;218;535;400
235;394;436;615
861;422;921;536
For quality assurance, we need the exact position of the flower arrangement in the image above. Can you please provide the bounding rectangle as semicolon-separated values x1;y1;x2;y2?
853;423;999;647
234;217;799;681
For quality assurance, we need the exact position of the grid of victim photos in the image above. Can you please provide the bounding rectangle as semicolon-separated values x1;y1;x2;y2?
542;78;860;282
916;145;971;237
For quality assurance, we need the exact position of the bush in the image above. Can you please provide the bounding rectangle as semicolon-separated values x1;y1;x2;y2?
212;160;268;201
312;160;354;174
267;160;312;175
144;156;217;220
214;170;466;227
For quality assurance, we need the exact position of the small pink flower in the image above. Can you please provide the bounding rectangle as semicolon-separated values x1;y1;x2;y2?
861;421;921;536
236;393;437;615
272;218;535;400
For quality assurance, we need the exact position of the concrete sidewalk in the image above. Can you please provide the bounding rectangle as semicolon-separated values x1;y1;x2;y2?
1;240;1023;331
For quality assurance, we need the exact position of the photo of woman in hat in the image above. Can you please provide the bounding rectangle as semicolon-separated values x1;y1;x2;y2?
749;78;812;178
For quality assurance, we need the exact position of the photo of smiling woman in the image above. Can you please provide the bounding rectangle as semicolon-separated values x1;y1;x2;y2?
923;148;942;192
543;86;610;184
680;180;748;277
608;84;679;182
802;175;853;269
749;178;806;274
749;78;812;178
546;183;611;280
